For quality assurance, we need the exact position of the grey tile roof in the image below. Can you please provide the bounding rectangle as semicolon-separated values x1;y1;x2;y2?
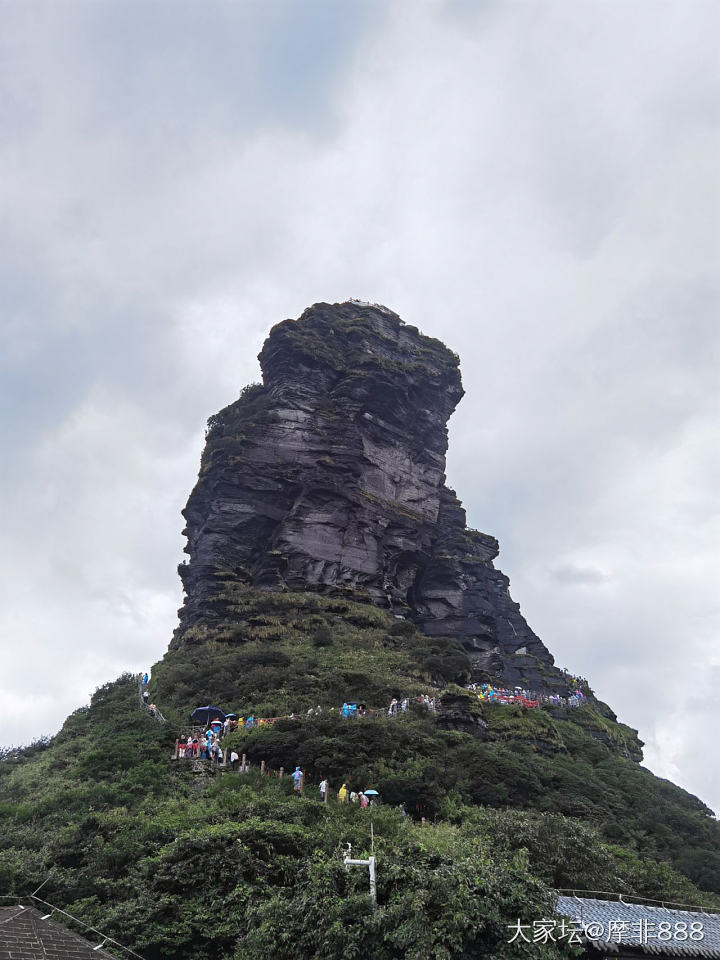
556;895;720;958
0;905;118;959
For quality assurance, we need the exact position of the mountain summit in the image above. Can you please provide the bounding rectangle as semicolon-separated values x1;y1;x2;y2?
176;301;558;690
2;301;718;960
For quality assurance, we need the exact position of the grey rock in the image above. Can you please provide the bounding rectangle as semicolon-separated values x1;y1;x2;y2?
173;301;570;692
436;692;488;738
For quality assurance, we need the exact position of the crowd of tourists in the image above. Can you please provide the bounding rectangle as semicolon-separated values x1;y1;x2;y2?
468;683;539;706
467;682;586;709
334;781;386;808
146;663;588;818
173;679;590;780
143;660;589;785
341;695;437;718
295;771;396;811
174;735;390;810
559;668;588;688
141;661;587;758
175;695;441;734
178;725;225;761
170;694;443;773
286;769;386;808
539;691;586;708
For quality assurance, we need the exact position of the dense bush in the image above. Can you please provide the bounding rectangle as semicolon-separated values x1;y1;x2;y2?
2;582;720;957
154;589;720;898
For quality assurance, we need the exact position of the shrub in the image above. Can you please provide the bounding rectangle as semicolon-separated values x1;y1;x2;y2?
312;624;333;647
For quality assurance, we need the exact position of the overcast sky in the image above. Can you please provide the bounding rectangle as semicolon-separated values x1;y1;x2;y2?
1;0;718;814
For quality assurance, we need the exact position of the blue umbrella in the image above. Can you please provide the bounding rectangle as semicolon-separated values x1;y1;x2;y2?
190;705;226;724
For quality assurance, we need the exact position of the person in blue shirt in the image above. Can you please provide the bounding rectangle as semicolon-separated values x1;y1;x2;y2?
292;766;304;794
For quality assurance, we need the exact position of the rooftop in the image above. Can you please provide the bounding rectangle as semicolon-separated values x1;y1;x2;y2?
556;895;720;958
0;905;117;960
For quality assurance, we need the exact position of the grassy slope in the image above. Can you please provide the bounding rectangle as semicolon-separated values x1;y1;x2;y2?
1;591;719;958
156;586;720;893
155;584;470;722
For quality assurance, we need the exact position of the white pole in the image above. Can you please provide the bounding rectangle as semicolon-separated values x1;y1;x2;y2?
343;842;377;909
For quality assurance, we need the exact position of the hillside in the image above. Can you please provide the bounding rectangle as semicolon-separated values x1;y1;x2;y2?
2;301;719;959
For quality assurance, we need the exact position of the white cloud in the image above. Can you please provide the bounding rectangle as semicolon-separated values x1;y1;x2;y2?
0;0;718;814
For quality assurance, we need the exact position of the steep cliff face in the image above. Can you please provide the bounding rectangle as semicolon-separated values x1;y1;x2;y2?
175;301;560;689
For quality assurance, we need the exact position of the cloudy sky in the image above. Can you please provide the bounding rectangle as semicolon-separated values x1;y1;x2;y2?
1;1;718;813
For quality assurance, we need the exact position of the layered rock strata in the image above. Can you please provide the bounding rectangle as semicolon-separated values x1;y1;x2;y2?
175;301;564;690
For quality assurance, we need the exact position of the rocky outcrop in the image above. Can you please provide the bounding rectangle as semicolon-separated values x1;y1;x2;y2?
436;690;488;738
174;301;568;692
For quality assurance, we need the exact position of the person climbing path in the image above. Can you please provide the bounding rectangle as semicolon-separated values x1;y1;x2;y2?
292;766;304;795
156;671;590;778
135;673;166;723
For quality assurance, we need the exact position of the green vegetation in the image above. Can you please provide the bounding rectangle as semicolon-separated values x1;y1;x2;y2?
5;308;716;955
160;587;720;904
157;585;470;722
2;586;719;957
1;675;717;959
